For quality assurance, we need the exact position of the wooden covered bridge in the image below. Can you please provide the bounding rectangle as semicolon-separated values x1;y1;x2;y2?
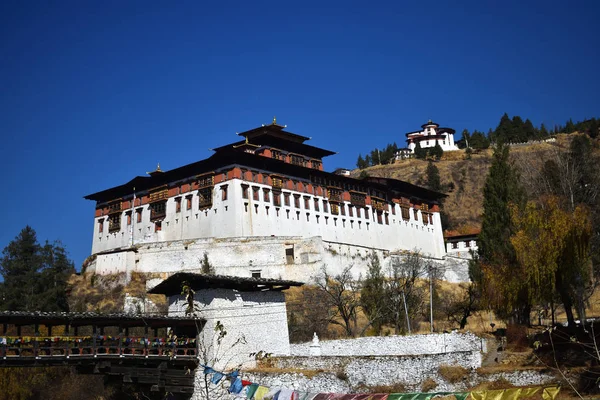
0;310;204;395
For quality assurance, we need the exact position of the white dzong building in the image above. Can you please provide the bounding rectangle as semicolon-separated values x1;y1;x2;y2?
84;119;451;282
406;120;459;153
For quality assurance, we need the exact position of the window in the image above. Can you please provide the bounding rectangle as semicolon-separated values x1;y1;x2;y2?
311;160;321;169
186;195;192;210
198;187;212;209
197;174;214;188
175;197;182;213
253;187;260;201
348;206;354;217
294;195;300;208
364;208;369;220
107;215;118;232
322;200;328;213
465;240;471;248
285;247;294;264
284;193;290;206
150;201;166;221
221;185;228;201
263;189;270;202
242;184;249;199
327;188;342;202
314;199;320;212
272;150;283;161
331;203;339;215
107;201;122;214
350;192;366;207
290;155;305;167
429;213;434;225
272;192;281;207
452;242;458;249
126;211;132;225
385;213;389;225
251;270;262;278
136;208;143;223
340;203;345;216
414;209;419;221
98;219;104;233
304;196;310;209
377;212;383;224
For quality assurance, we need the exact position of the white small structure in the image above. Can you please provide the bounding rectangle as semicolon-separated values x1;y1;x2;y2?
445;233;479;259
149;272;303;369
406;120;459;153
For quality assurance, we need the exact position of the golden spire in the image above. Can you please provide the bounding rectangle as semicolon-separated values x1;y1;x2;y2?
156;162;162;172
272;116;277;125
245;136;249;144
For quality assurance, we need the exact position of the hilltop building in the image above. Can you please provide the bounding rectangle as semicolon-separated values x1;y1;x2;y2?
84;119;450;282
407;120;459;153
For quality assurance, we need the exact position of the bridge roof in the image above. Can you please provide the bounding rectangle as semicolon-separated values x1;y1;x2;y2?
149;272;304;295
0;311;203;327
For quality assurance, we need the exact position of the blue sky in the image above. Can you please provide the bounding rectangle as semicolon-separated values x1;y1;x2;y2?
1;1;599;269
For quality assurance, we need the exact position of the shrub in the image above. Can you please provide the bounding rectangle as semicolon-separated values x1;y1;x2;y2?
438;364;469;383
421;377;438;392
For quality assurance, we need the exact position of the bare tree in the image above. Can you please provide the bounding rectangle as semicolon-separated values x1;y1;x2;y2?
384;252;428;334
314;265;362;337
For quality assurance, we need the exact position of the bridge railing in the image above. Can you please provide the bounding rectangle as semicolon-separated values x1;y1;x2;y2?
0;336;198;360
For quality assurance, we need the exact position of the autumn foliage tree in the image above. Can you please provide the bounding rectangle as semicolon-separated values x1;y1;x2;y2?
510;196;592;329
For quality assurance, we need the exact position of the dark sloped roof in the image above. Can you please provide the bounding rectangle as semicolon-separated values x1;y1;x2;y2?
85;139;445;204
0;311;202;327
237;124;310;143
212;132;335;158
148;273;303;295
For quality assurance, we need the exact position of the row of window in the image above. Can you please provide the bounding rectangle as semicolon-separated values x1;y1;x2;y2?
240;184;433;225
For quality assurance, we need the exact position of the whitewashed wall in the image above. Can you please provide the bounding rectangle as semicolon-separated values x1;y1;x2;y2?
91;178;447;259
90;236;469;283
168;288;291;370
290;332;485;357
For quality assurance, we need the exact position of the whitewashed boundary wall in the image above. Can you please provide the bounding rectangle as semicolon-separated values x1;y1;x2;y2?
290;332;485;357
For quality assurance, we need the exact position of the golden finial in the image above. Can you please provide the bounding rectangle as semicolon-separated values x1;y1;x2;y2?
156;163;162;172
272;116;277;125
245;136;249;144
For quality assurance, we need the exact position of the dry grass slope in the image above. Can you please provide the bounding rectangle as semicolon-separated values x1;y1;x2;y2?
352;136;579;232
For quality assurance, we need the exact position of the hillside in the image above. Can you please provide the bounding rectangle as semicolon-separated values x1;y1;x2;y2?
351;135;576;234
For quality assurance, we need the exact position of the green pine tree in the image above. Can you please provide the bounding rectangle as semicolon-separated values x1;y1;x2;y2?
414;142;426;159
425;161;442;192
0;226;74;312
360;252;386;335
476;142;528;324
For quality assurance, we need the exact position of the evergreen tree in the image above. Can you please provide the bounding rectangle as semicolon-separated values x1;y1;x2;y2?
493;113;512;143
430;142;444;160
564;118;576;134
360;252;386;335
414;142;426;159
0;226;74;312
476;142;528;324
539;123;549;137
523;118;536;140
511;115;525;142
356;154;367;169
364;154;372;167
425;161;442;192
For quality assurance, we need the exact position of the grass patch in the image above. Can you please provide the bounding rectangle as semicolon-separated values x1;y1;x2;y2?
421;377;438;392
366;383;407;394
243;367;325;379
438;365;469;383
